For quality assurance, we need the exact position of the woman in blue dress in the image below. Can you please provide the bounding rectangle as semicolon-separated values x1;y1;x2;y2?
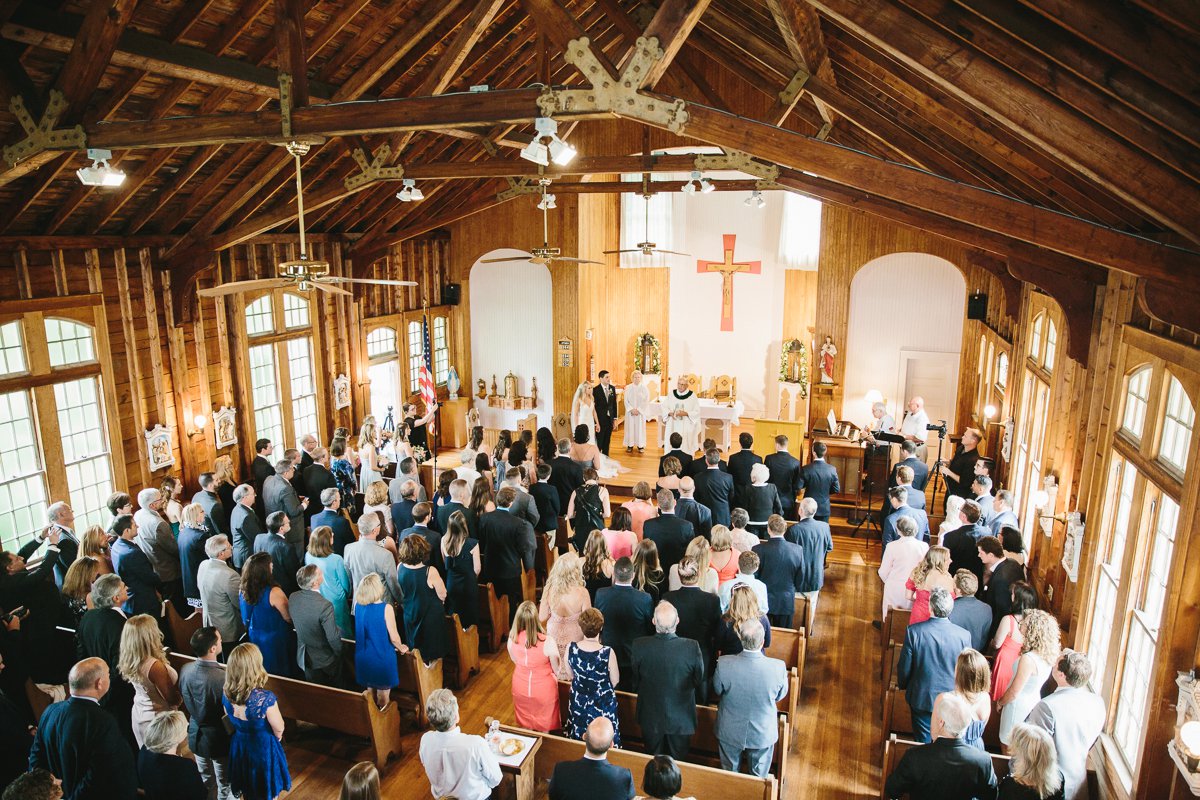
304;526;353;638
239;554;293;676
932;648;992;750
221;643;290;800
441;511;481;629
354;572;409;710
329;438;358;517
397;535;451;665
565;608;620;745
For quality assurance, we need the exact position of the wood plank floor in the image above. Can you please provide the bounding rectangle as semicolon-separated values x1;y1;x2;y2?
281;419;891;799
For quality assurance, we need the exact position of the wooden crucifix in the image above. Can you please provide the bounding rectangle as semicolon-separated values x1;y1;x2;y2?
697;234;761;331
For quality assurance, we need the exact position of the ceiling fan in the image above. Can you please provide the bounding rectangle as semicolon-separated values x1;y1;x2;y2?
478;178;602;266
603;173;690;259
198;141;417;299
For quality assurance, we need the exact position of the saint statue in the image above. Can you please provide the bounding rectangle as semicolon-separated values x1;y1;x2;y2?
661;375;700;453
819;335;837;384
446;366;460;399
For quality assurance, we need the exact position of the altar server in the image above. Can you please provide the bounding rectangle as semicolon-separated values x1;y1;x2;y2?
624;371;650;453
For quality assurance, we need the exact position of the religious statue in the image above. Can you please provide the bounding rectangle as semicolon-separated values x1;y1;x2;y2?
530;376;539;408
490;374;498;397
819;335;837;384
446;366;460;399
476;378;487;399
661;374;700;453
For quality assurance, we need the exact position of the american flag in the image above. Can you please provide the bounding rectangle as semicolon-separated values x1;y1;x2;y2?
418;313;436;433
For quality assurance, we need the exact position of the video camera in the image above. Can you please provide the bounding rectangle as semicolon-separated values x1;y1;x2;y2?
926;420;948;438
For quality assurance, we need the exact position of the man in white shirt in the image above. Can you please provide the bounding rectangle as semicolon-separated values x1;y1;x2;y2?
868;401;896;436
419;689;501;800
1026;650;1106;800
717;551;769;613
899;396;931;461
454;452;480;487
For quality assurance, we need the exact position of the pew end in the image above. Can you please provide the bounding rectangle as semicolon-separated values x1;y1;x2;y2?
162;600;203;655
444;613;481;689
477;582;511;652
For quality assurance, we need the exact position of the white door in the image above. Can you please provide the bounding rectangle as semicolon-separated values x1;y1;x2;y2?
898;350;960;452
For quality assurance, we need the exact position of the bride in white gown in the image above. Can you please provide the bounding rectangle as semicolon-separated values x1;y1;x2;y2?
570;380;626;480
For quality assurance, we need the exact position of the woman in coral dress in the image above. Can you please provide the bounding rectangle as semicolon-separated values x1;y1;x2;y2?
507;601;562;732
904;546;955;625
990;581;1039;701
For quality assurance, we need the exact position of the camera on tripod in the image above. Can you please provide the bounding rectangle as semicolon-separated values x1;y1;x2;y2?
926;420;948;438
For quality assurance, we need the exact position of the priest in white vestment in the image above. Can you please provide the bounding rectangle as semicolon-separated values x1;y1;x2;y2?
661;375;700;454
623;370;650;452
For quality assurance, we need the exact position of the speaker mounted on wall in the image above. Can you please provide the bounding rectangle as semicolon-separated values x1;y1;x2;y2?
442;283;461;306
967;293;988;321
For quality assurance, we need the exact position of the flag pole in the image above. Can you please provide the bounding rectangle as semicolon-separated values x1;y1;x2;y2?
424;293;438;491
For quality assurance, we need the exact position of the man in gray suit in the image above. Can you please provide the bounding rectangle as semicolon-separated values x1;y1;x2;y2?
388;457;428;505
503;469;541;531
263;459;307;557
196;535;243;658
289;565;344;686
1027;651;1106;800
134;487;184;611
345;513;403;605
712;619;788;777
179;627;232;799
229;484;262;570
192;472;230;537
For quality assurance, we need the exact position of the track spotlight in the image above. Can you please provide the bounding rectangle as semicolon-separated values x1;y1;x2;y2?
520;138;549;166
700;177;715;193
519;117;575;166
537;192;557;211
396;178;424;202
76;149;125;187
682;170;702;194
745;190;766;208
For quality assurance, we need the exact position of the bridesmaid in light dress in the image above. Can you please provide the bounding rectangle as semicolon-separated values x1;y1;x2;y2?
118;614;181;748
539;553;591;679
507;601;562;732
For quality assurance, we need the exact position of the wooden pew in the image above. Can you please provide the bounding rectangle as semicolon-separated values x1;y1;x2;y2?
880;607;911;662
534;533;557;585
762;626;805;744
25;679;55;722
477;582;511;652
881;642;903;714
499;724;779;800
880;734;1010;799
555;682;790;787
521;567;538;604
443;612;481;689
792;593;812;637
881;681;914;750
166;651;403;769
163;600;203;654
554;516;569;554
337;638;444;729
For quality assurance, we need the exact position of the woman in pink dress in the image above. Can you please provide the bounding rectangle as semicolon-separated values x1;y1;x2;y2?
905;546;955;624
990;581;1039;701
621;482;657;538
539;553;591;678
507;601;562;731
601;507;638;561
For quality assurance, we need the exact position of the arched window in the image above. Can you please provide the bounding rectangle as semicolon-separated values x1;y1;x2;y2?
1029;313;1043;359
0;307;119;549
1120;366;1152;440
1159;376;1194;473
433;316;449;384
242;291;321;447
995;352;1008;394
1044;321;1057;372
407;320;423;393
366;326;400;424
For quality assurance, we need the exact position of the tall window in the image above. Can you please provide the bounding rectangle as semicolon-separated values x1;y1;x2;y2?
433;316;449;385
242;292;323;448
1011;309;1057;546
407;320;423;394
619;177;676;268
0;303;121;551
1083;348;1195;787
366;326;400;423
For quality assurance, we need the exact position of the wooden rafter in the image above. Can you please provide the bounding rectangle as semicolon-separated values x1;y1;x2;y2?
636;0;713;89
763;0;838;125
274;0;309;107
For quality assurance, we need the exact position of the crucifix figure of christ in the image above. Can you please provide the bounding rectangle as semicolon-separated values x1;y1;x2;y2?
697;234;761;331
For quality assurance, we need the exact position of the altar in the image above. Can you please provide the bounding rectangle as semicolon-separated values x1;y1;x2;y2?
645;397;745;452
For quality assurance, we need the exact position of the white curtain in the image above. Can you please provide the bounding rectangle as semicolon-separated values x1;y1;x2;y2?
778;192;822;270
619;174;676;268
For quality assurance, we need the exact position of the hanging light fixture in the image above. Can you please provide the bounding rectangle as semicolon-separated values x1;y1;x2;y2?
744;189;766;208
76;148;126;187
682;170;702;194
519;117;576;167
700;175;715;193
396;178;424;202
537;191;557;211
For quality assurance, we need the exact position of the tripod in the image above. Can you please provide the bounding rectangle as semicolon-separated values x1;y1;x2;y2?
929;426;949;509
851;444;884;539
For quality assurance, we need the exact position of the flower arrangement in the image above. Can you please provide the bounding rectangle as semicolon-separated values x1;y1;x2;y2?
633;332;662;375
779;339;809;397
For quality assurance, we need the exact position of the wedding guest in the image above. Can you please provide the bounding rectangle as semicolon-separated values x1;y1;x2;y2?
876;516;928;626
602;507;639;561
667;537;718;594
137;710;206;800
999;724;1065;800
622;482;658;537
441;511;481;629
567;469;610;553
304;526;353;638
631;538;666;605
221;644;291;800
931;648;992;750
62;556;102;625
197;535;244;657
906;546;956;625
397;535;450;665
1026;650;1106;800
339;762;380;800
990;581;1040;701
507;600;561;732
581;530;614;602
540;553;591;674
354;573;409;710
239;554;292;676
712;619;787;777
634;755;693;800
998;610;1060;749
79;525;114;573
715;583;771;657
727;509;760;553
179;627;232;800
469;476;496;519
743;463;783;536
565;608;620;743
549;716;633;800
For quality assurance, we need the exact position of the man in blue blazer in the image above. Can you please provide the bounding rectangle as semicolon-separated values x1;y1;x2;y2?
310;488;354;556
942;500;989;582
712;619;789;777
642;490;695;574
971;475;996;528
30;657;138;799
693;448;734;527
890;440;931;491
254;512;301;595
753;516;806;628
764;435;803;518
799;441;839;522
988;489;1020;537
595;558;654;690
548;716;634;800
786;498;833;629
657;432;694;478
390;480;419;535
882;487;930;547
897;588;972;742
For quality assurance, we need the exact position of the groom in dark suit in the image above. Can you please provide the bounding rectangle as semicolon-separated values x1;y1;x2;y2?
592;370;619;456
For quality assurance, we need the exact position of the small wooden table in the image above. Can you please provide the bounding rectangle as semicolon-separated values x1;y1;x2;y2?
493;728;541;800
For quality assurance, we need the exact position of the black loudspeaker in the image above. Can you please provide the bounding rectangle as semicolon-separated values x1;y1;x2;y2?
442;283;461;306
967;292;988;320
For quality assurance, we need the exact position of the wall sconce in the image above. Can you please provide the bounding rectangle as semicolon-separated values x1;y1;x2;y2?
1032;475;1061;537
983;403;997;420
190;413;208;439
1170;672;1200;794
864;389;883;406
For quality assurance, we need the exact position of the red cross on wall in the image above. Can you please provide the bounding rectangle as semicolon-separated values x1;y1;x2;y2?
697;234;761;332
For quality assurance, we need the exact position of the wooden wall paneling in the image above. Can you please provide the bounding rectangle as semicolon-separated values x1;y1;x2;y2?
113;248;152;488
192;278;215;473
49;250;68;297
220;249;255;479
12;249;32;299
138;248;168;423
159;268;196;488
84;249;102;293
783;268;819;353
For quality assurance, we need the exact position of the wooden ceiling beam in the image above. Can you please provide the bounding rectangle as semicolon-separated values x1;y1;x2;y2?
1017;0;1199;106
273;0;309;107
0;41;41;117
518;0;620;83
1128;0;1200;39
960;0;1200;150
808;0;1200;242
636;0;713;89
308;0;374;59
763;0;838;125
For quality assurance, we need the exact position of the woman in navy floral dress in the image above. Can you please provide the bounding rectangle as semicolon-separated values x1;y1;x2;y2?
329;438;358;516
222;644;291;800
565;608;620;745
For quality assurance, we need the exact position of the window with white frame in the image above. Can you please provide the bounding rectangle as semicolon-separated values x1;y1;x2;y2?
1083;352;1195;787
619;177;675;268
1011;305;1058;547
367;327;400;423
0;307;119;551
778;192;822;270
433;316;449;385
407;320;423;394
243;292;321;448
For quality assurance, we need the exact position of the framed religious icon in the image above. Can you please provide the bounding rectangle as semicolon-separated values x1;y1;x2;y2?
214;406;238;449
144;424;175;472
333;374;351;409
